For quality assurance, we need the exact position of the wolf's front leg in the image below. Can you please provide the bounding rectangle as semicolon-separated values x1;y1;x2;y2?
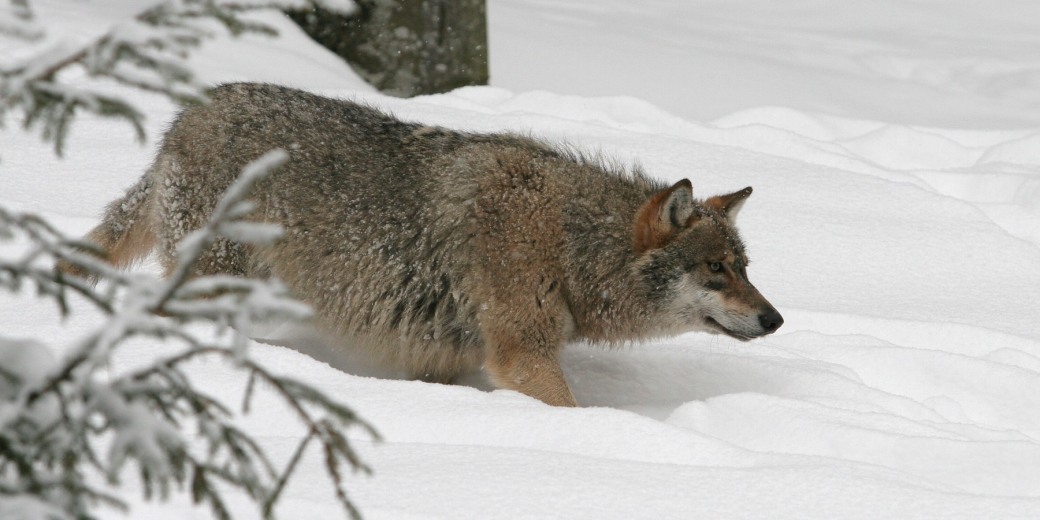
484;337;577;407
478;287;578;407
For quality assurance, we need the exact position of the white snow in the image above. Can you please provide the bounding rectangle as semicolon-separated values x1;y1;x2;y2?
2;1;1040;519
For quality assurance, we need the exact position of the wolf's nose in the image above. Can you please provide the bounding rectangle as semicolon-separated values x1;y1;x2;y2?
758;308;784;333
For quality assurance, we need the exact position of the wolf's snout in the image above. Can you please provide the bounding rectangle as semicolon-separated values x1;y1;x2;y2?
758;308;784;334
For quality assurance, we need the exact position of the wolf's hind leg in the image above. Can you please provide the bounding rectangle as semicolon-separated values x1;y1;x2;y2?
158;235;249;280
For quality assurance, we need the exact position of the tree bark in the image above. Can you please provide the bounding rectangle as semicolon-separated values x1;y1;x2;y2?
288;0;489;97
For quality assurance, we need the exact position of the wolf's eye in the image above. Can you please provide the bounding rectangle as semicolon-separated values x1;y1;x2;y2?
709;262;722;272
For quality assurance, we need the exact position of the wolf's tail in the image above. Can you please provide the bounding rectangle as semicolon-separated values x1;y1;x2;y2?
60;173;157;281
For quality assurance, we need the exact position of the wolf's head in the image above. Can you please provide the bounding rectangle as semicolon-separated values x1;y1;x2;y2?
632;179;783;340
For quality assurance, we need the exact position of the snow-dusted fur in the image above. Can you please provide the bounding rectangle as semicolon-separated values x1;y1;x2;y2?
74;82;782;406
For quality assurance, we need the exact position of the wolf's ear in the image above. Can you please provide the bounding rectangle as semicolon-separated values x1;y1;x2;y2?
633;179;696;254
705;186;752;221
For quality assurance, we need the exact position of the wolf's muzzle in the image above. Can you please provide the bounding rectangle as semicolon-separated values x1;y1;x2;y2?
758;308;784;334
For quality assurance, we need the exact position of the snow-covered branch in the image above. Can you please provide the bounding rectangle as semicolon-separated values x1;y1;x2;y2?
0;152;375;520
0;0;355;156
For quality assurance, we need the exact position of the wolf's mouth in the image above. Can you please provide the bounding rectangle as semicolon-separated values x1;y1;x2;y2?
705;317;753;341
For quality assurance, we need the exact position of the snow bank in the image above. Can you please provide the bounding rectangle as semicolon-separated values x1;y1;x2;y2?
489;0;1040;128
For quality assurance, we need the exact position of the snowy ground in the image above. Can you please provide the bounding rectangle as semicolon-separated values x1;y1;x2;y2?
3;2;1040;519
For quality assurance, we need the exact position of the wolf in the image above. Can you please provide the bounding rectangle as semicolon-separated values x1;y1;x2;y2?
70;82;783;407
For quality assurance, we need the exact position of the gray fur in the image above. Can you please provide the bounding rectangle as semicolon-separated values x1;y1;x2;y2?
81;83;782;406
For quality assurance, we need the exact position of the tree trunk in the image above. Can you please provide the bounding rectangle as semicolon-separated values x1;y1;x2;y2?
288;0;489;97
